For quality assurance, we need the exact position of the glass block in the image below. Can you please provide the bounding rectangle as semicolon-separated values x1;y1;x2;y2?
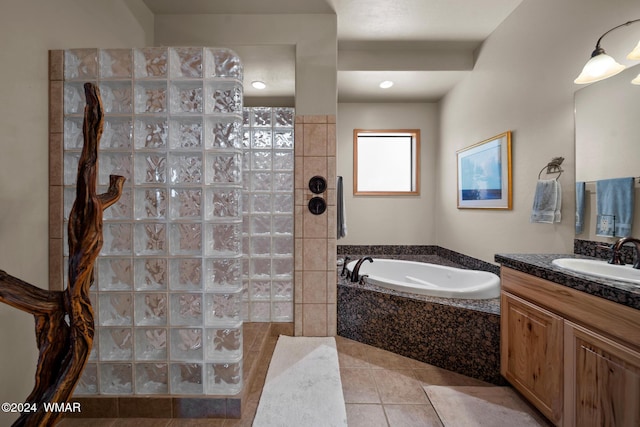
249;301;271;322
274;107;294;127
273;129;294;149
135;328;167;360
100;363;133;394
134;223;167;255
98;258;133;291
272;216;293;235
251;107;272;127
63;152;80;185
169;188;202;219
205;47;243;79
63;187;75;220
133;47;168;78
251;130;272;149
169;258;203;291
251;194;272;213
205;326;242;361
204;258;242;291
242;109;250;127
251;258;271;278
102;187;132;220
65;49;98;80
205;362;242;395
252;151;272;170
170;293;203;326
251;216;272;235
100;81;133;114
205;81;242;114
205;153;242;184
102;117;133;149
241;301;249;321
134;153;167;185
242;129;250;149
250;236;271;256
102;223;132;255
205;117;243;149
204;224;242;256
169;153;203;184
135;293;168;326
134;117;168;149
64;82;88;114
242;171;251;192
75;363;98;395
241;193;250;215
204;188;241;220
272;301;293;321
250;280;271;300
272;236;293;256
135;363;168;394
169;117;203;149
134;81;168;113
273;258;293;278
170;47;203;78
99;48;132;78
171;328;203;361
273;151;294;171
273;194;293;214
99;293;133;326
272;280;293;299
169;223;202;255
170;363;202;394
99;327;133;360
134;258;168;291
205;292;241;326
64;117;83;149
99;152;132;186
170;81;203;113
251;172;272;192
134;188;167;220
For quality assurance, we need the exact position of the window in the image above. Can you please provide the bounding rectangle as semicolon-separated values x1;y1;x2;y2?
353;129;420;195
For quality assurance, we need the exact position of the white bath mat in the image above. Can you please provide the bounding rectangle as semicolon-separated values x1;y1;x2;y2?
253;336;347;427
424;386;549;426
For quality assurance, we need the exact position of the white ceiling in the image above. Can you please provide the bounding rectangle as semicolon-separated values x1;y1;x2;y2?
143;0;524;102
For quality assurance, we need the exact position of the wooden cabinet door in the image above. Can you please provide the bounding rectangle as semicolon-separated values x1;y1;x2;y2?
564;321;640;427
501;291;563;425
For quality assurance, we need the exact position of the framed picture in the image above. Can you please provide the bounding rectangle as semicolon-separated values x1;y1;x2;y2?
456;131;512;209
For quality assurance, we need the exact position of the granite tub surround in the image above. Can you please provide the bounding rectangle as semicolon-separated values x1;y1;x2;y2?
494;253;640;310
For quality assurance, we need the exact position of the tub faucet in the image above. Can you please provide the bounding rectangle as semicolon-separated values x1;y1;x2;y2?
350;257;373;282
609;237;640;269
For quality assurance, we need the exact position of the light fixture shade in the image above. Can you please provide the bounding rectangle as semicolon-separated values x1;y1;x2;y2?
574;53;626;84
627;40;640;60
379;80;394;89
632;73;640;85
251;80;266;90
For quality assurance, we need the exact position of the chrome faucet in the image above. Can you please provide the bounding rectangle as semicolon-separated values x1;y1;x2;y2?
608;237;640;269
350;257;373;282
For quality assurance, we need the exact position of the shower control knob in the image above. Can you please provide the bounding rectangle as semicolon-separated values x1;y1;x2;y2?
308;196;326;215
308;176;327;194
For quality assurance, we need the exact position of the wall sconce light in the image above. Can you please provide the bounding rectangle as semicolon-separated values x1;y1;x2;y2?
574;19;640;85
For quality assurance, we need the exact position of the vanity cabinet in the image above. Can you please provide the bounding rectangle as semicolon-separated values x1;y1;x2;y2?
500;267;640;427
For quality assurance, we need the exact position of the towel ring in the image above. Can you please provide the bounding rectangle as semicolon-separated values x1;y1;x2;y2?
538;157;564;180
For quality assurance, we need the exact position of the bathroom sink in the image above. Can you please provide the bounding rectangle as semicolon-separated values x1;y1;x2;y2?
552;258;640;284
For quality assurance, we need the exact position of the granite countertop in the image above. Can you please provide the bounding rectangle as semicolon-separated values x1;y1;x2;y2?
495;253;640;311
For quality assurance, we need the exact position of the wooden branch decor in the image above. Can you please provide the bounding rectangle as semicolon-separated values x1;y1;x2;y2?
0;83;125;427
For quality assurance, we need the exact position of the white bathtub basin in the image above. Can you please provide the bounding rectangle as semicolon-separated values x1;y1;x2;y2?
552;258;640;284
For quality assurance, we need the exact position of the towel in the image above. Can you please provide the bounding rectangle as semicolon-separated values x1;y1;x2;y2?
530;179;562;223
575;181;585;234
595;177;635;237
337;176;347;239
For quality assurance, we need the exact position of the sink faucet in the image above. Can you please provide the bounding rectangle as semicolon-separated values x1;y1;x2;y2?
608;237;640;269
350;257;373;282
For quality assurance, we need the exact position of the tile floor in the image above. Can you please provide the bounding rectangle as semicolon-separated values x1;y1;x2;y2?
56;335;548;426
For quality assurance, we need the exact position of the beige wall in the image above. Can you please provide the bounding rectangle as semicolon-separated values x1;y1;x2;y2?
0;0;151;423
337;103;438;245
436;0;640;264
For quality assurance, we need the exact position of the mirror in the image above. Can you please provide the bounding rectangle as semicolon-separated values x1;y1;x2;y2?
353;129;420;195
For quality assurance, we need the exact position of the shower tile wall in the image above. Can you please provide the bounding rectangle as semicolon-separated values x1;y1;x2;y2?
242;107;295;322
55;47;244;396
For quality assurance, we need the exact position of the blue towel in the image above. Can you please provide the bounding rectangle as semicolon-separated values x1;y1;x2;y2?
596;177;635;237
575;182;585;234
530;179;561;223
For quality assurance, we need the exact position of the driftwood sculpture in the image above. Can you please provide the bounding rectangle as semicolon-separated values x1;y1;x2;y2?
0;83;124;426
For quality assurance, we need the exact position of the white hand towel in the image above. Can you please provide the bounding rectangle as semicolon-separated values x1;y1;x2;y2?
530;179;561;223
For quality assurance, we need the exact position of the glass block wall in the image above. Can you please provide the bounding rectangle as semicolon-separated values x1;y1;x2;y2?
62;47;244;396
242;107;295;322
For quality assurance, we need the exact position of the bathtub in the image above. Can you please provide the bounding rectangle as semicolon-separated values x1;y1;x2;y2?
346;258;500;299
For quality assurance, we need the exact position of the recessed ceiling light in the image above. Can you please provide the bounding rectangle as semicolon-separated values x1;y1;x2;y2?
379;80;394;89
252;80;266;90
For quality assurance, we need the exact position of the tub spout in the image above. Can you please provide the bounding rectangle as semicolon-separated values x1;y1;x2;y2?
351;257;373;282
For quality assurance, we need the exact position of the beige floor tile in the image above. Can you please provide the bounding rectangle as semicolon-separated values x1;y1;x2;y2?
167;419;226;426
412;365;494;387
366;346;427;370
56;419;117;427
113;419;172;427
345;403;389;427
340;367;381;403
384;404;443;427
335;336;376;368
371;369;430;404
